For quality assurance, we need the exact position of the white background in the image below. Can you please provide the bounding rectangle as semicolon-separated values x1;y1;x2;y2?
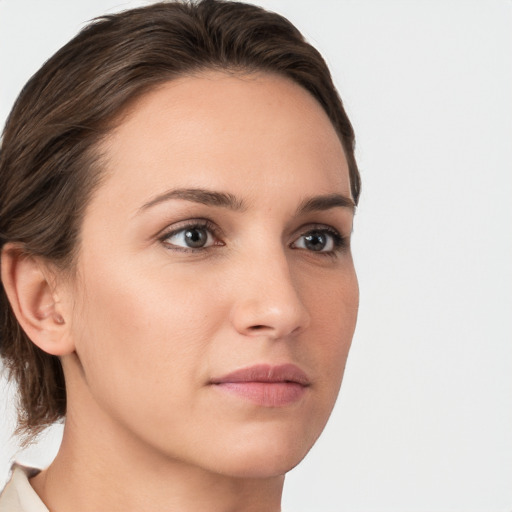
1;1;511;511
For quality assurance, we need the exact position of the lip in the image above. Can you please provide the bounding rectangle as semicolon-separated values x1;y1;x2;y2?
210;364;310;407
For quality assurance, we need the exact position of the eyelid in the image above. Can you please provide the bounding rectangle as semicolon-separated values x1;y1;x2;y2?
291;223;344;240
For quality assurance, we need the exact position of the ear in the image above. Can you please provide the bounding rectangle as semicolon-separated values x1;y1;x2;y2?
1;243;75;356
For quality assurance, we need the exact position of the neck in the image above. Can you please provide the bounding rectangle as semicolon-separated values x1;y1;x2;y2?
32;449;284;512
30;358;285;512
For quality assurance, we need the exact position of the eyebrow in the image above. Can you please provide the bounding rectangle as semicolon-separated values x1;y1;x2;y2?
296;193;356;215
139;188;246;212
139;187;355;215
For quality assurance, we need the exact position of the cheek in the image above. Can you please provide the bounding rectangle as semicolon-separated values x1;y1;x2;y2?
300;263;358;393
69;258;225;415
304;258;358;331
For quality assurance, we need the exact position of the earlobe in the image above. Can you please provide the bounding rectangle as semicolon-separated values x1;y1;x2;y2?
1;243;75;356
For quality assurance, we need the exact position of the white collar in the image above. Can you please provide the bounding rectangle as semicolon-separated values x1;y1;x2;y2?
0;464;48;512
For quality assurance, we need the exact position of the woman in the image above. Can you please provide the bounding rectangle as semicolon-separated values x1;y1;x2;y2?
0;1;360;510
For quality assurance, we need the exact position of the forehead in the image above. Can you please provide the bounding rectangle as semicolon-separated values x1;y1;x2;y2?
95;71;351;210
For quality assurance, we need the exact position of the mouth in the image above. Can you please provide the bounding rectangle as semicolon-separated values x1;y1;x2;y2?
210;364;310;407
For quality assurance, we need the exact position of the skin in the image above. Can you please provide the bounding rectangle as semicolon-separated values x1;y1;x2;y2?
25;72;359;511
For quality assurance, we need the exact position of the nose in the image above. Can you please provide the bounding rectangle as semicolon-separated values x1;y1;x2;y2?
229;251;311;340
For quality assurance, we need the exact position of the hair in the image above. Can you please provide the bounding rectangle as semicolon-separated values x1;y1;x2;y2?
0;0;360;441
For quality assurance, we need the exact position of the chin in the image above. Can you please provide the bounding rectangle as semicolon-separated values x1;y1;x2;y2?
214;451;306;479
201;426;320;479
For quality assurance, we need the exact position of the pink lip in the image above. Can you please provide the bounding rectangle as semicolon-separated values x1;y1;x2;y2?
210;364;310;407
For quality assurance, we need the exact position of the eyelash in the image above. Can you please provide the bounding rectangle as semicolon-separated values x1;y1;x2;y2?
158;220;347;256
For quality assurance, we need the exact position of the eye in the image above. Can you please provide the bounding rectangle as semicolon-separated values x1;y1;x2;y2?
291;228;343;253
161;222;218;250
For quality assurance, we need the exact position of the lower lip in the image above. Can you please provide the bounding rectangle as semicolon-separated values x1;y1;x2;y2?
213;382;307;407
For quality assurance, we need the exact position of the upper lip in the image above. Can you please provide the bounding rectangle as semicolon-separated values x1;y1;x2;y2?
210;364;310;386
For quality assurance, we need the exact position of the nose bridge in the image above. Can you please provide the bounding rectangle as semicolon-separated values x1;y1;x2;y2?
230;244;310;339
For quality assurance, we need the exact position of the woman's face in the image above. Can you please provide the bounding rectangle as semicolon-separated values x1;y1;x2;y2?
64;72;358;477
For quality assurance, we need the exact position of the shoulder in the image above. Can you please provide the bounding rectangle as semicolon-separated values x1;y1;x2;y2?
0;464;48;512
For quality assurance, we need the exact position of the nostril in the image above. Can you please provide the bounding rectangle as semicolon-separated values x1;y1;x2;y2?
250;325;266;330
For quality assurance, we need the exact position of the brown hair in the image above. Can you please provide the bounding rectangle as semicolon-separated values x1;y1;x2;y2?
0;0;360;440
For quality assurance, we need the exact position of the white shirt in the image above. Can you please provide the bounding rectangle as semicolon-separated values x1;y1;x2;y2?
0;465;48;512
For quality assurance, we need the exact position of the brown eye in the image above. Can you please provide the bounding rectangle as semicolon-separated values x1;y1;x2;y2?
183;227;209;248
163;225;215;249
302;231;329;251
292;228;343;253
